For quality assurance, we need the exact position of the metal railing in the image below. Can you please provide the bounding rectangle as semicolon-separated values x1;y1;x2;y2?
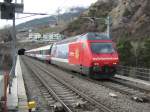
0;68;13;112
117;65;150;81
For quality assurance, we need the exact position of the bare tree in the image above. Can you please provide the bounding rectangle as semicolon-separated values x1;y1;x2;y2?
0;25;12;43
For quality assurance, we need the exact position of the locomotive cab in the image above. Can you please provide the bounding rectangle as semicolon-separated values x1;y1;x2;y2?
90;41;119;78
76;33;119;78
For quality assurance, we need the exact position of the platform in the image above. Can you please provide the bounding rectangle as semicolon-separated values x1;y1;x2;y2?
7;56;28;112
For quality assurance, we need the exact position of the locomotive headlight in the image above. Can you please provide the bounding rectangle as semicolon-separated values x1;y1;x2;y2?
113;62;117;65
93;65;100;72
93;62;99;66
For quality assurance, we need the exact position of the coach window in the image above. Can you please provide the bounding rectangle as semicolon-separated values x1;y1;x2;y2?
80;35;87;41
51;45;57;56
39;50;41;54
41;50;44;54
43;50;46;55
49;45;53;54
63;44;68;59
46;49;49;55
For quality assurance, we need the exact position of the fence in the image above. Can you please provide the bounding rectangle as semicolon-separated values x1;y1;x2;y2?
0;72;9;111
117;65;150;81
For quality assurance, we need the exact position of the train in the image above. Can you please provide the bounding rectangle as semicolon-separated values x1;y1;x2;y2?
25;32;119;79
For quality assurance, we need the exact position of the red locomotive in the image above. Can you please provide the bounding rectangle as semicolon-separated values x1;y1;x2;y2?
25;32;119;79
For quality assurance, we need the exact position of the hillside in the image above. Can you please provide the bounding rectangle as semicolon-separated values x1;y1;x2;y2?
111;0;150;40
16;7;86;31
62;0;150;40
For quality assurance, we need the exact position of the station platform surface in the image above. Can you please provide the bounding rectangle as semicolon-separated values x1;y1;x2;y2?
115;74;150;86
7;56;28;112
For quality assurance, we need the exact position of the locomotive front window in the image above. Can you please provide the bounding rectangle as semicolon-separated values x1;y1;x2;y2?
90;43;115;54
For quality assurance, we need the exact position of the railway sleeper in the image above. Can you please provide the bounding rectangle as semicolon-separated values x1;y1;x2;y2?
53;90;71;92
63;99;78;103
44;96;54;100
52;86;67;89
131;94;150;103
42;93;53;97
50;102;64;112
54;88;69;91
47;100;56;104
55;91;74;94
71;100;87;108
57;93;76;97
60;96;80;100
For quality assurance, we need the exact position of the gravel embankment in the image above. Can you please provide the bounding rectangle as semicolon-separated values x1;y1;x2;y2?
22;56;150;112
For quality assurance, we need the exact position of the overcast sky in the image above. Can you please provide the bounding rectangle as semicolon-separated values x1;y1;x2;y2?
0;0;97;28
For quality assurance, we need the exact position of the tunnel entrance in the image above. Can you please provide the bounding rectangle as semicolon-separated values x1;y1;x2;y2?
18;49;26;55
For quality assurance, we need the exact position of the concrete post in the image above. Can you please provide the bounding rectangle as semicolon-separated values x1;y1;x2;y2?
107;16;111;39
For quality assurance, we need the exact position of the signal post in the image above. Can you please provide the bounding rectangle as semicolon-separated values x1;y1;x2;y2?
0;0;24;111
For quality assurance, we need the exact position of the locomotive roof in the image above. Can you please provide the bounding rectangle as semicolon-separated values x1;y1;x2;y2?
86;32;110;40
56;32;110;44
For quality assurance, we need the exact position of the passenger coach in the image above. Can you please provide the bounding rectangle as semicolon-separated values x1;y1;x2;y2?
25;45;52;63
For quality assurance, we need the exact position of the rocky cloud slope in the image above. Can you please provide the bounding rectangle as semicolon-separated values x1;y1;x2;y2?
63;0;150;40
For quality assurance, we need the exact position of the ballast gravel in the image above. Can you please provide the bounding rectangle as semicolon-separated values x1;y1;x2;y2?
23;56;150;112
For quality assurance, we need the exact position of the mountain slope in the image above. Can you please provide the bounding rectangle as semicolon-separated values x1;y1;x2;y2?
111;0;150;40
62;0;150;40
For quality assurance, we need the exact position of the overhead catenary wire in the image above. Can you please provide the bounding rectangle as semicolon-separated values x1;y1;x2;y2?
15;12;55;19
16;14;45;19
16;0;77;21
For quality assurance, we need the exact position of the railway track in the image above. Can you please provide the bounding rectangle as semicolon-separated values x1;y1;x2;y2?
32;58;150;103
96;79;150;102
111;77;150;93
69;72;150;103
23;57;114;112
72;73;150;103
23;60;58;111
